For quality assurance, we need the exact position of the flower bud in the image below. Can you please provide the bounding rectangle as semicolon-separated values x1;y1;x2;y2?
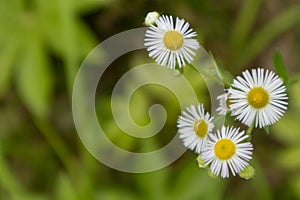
196;155;206;168
239;165;255;180
144;11;160;26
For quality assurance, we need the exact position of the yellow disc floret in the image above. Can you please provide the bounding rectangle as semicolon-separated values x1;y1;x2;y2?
247;87;269;109
163;30;183;50
226;95;231;109
214;139;236;160
194;119;208;138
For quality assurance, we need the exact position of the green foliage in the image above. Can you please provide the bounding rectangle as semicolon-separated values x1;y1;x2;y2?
230;0;262;49
54;173;79;200
16;33;53;118
273;50;288;84
0;0;99;118
272;81;300;198
231;3;300;67
0;0;300;199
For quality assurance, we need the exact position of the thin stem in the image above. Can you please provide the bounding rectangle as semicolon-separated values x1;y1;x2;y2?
187;63;224;85
246;121;255;141
32;117;77;180
0;149;25;199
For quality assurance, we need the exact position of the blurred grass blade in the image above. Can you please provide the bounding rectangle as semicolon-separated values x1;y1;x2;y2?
273;50;288;83
55;173;79;200
0;39;19;97
172;160;226;200
16;33;53;118
0;148;25;199
237;4;300;66
230;0;262;48
251;158;273;200
59;0;79;94
75;0;108;13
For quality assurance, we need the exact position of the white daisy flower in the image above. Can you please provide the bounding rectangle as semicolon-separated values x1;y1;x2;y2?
228;68;288;128
201;126;253;178
177;104;214;153
144;11;160;26
216;89;231;115
144;15;200;69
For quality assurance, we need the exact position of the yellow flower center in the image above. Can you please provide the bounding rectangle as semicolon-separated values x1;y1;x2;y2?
247;87;269;109
163;30;183;50
194;119;208;138
214;139;236;160
226;95;231;109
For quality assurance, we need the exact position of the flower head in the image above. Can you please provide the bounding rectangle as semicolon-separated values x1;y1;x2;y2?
144;15;200;69
229;68;288;128
201;126;253;178
144;11;160;26
177;104;214;153
216;89;231;115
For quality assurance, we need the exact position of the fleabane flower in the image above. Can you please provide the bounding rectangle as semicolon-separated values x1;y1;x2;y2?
144;15;200;69
201;126;253;178
228;68;288;128
216;89;231;115
144;11;160;26
177;104;214;153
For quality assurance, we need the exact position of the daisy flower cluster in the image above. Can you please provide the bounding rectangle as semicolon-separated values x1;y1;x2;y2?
177;104;254;179
177;67;288;179
143;12;289;179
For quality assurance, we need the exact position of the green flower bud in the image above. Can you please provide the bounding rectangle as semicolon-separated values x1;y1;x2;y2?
239;165;255;180
144;11;160;26
196;155;206;168
207;169;220;180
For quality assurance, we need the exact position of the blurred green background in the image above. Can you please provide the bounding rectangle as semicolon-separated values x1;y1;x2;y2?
1;0;300;199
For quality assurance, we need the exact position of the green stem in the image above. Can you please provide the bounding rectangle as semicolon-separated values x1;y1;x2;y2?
246;121;255;141
187;63;224;86
0;149;25;199
33;117;77;180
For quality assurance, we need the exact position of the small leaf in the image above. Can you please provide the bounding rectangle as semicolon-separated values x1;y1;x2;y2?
287;73;300;87
273;50;288;83
208;51;234;87
263;125;270;135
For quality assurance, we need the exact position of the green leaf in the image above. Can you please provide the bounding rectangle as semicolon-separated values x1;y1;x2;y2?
95;188;138;200
287;73;300;87
250;158;273;200
230;0;263;48
273;50;288;83
0;148;25;199
75;0;108;13
55;173;79;200
291;174;300;198
135;167;169;200
172;159;226;200
208;52;234;87
217;65;234;87
0;39;18;97
237;5;300;66
263;125;270;135
16;34;53;118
